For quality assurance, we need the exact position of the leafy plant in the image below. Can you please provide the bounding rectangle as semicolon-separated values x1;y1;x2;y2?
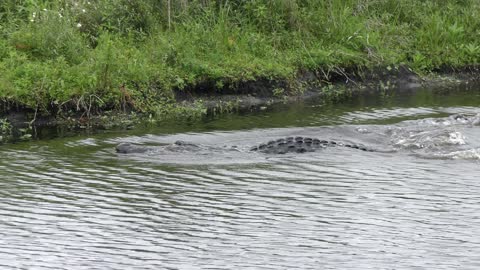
0;0;479;119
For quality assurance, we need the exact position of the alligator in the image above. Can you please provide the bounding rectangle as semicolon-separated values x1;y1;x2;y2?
115;114;478;155
115;136;375;154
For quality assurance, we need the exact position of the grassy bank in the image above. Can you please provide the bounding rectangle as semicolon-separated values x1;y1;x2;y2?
0;0;479;119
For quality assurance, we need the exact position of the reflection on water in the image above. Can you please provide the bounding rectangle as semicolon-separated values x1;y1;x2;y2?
1;87;480;269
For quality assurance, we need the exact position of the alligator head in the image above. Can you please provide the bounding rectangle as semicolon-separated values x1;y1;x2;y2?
115;142;149;154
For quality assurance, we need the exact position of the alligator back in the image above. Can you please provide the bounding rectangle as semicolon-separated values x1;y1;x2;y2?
116;137;374;155
250;136;374;154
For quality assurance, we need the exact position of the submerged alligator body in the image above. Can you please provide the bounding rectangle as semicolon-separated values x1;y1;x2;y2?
116;136;374;154
115;114;479;156
249;136;373;154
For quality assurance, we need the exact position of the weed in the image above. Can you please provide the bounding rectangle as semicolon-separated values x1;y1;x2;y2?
0;0;479;119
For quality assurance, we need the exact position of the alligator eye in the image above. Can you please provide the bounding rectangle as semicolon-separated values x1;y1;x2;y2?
250;147;258;151
268;140;276;145
276;138;286;143
351;145;360;149
295;136;303;141
319;140;328;144
258;144;267;149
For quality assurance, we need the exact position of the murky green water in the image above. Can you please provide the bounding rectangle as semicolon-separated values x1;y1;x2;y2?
1;85;480;269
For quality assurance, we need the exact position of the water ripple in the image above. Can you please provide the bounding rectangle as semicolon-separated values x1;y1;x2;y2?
2;110;480;269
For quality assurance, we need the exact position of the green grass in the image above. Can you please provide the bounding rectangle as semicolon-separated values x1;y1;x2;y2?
0;0;479;118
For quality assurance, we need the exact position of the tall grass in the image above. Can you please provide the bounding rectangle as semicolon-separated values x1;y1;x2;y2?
0;0;479;117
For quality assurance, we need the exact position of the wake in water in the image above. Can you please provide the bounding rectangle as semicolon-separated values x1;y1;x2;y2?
384;113;480;160
110;113;480;163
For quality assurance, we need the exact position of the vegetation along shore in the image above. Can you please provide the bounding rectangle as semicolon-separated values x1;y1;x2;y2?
1;0;479;136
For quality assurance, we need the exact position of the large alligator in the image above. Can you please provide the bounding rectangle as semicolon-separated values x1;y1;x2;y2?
116;136;375;154
115;114;479;155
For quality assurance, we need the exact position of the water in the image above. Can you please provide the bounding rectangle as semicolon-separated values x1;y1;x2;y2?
1;86;480;269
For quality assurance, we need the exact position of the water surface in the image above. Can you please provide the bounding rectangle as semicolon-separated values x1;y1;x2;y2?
1;86;480;269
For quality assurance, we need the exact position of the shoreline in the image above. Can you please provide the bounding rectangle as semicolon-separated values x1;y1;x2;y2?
173;65;480;112
1;65;479;143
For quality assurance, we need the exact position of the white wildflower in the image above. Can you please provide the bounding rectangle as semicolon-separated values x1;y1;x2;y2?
76;23;82;28
82;9;86;13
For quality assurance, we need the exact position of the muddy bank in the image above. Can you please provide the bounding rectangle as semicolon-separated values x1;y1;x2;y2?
174;65;480;112
1;65;479;143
